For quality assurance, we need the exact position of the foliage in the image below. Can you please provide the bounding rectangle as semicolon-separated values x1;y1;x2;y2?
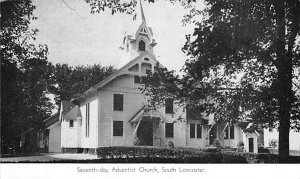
167;141;175;149
142;0;300;162
95;146;300;163
49;63;116;105
85;0;300;162
133;137;145;146
1;0;54;153
269;139;278;149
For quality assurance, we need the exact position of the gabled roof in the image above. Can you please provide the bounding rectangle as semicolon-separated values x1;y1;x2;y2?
93;52;162;90
61;100;75;116
44;112;60;128
64;105;82;121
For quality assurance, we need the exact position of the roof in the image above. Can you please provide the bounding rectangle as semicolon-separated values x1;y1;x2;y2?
64;105;82;120
129;106;168;123
44;112;60;128
75;52;164;102
61;100;75;116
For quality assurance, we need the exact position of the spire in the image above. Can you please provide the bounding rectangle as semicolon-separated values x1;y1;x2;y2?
139;0;146;23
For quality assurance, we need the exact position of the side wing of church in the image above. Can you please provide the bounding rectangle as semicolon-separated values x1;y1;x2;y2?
44;2;263;154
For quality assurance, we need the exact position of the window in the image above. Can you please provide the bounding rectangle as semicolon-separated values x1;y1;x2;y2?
190;123;195;138
86;103;90;137
139;40;145;51
165;98;173;114
141;76;147;84
134;75;140;84
190;123;202;139
230;125;234;139
144;58;149;61
224;126;229;139
113;121;123;136
224;125;234;139
165;123;174;138
113;94;123;111
69;120;74;128
197;124;202;138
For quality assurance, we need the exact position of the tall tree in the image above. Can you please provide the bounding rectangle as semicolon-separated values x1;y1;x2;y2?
86;0;300;162
50;63;116;105
1;0;54;154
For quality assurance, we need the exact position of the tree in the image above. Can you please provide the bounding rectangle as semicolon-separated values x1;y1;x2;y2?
86;0;299;162
50;63;116;105
1;0;54;154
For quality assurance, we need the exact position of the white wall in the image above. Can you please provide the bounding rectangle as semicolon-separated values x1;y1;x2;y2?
264;129;300;151
61;112;80;148
219;124;243;148
99;74;145;147
48;122;61;153
186;120;208;148
243;133;258;153
80;98;99;149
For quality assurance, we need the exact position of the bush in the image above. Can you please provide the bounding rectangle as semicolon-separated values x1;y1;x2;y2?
269;139;278;149
95;146;300;163
236;141;245;152
133;138;144;146
212;140;221;148
167;141;175;150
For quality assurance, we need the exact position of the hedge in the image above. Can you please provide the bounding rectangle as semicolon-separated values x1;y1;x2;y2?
96;146;300;163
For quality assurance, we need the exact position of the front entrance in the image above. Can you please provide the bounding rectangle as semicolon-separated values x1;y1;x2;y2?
249;138;254;153
137;118;153;146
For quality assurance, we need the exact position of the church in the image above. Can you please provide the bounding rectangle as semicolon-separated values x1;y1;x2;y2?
44;1;262;154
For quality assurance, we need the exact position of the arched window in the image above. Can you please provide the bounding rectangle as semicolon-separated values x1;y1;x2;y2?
139;40;145;51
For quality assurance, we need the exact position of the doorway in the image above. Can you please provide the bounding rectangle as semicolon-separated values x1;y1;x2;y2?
249;138;254;153
137;118;153;146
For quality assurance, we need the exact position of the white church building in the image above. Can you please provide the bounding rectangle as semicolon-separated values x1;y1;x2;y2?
44;2;262;154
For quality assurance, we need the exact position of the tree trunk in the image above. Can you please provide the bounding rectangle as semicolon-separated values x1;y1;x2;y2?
275;0;292;163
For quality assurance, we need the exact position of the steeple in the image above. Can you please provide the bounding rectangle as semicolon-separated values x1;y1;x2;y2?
119;0;157;65
140;0;146;23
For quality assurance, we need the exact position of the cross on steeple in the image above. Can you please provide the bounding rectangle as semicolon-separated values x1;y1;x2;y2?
139;0;146;23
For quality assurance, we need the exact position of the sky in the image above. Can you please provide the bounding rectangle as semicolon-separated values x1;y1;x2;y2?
30;0;204;72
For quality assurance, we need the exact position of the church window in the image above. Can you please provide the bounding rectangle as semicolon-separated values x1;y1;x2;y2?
224;125;234;139
165;98;173;114
165;123;174;138
139;40;145;51
230;125;234;139
144;58;149;61
134;76;140;84
113;121;123;136
224;126;229;139
190;123;195;138
197;124;202;138
113;94;124;111
141;76;147;84
69;120;74;128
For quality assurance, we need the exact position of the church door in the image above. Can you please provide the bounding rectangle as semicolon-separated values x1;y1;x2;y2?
137;118;153;146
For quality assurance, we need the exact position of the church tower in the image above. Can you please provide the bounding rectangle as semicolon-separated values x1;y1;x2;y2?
120;0;157;63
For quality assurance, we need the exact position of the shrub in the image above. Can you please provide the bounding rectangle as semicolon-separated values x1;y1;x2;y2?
133;138;144;146
95;146;300;163
212;140;221;148
269;139;278;149
236;141;245;152
167;141;175;150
